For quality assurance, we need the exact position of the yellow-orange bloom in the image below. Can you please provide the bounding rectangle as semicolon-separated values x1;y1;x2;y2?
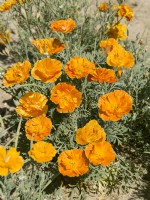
58;149;89;177
16;92;48;118
98;2;109;12
88;68;117;83
0;0;26;11
25;116;52;141
31;58;62;83
76;120;106;145
115;4;134;21
0;146;24;176
107;23;127;40
28;141;56;163
50;83;82;113
0;0;17;12
32;38;64;55
98;90;132;121
3;61;31;87
0;30;10;45
65;56;95;79
85;141;115;166
106;44;135;69
99;38;118;54
50;18;76;33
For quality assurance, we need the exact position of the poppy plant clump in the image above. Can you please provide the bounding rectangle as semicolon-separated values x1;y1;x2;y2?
1;0;146;197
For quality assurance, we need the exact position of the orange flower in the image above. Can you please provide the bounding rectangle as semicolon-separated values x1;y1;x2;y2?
25;116;52;141
115;4;134;21
123;51;135;68
32;38;64;55
0;0;26;12
31;58;62;83
85;141;115;166
64;56;95;79
98;2;109;12
0;0;17;12
58;149;89;177
50;18;76;33
50;83;82;113
88;68;117;83
0;30;10;45
0;146;24;176
99;38;118;54
76;120;106;145
106;44;134;69
3;61;31;87
107;23;127;40
16;92;48;118
98;90;132;121
28;141;56;163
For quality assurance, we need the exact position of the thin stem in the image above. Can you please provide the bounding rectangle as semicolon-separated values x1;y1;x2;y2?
41;172;60;192
15;118;22;149
0;115;4;129
0;125;16;139
23;6;34;38
5;136;16;148
30;134;33;149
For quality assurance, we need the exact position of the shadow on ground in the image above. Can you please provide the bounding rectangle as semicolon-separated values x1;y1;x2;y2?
130;166;150;200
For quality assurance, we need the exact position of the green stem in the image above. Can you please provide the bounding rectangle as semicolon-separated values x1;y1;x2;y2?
30;134;33;149
54;31;65;42
15;118;22;149
5;136;16;148
0;125;15;139
0;115;4;129
41;172;60;192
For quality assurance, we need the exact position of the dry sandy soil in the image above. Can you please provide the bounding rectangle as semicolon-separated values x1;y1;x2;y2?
0;0;150;199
